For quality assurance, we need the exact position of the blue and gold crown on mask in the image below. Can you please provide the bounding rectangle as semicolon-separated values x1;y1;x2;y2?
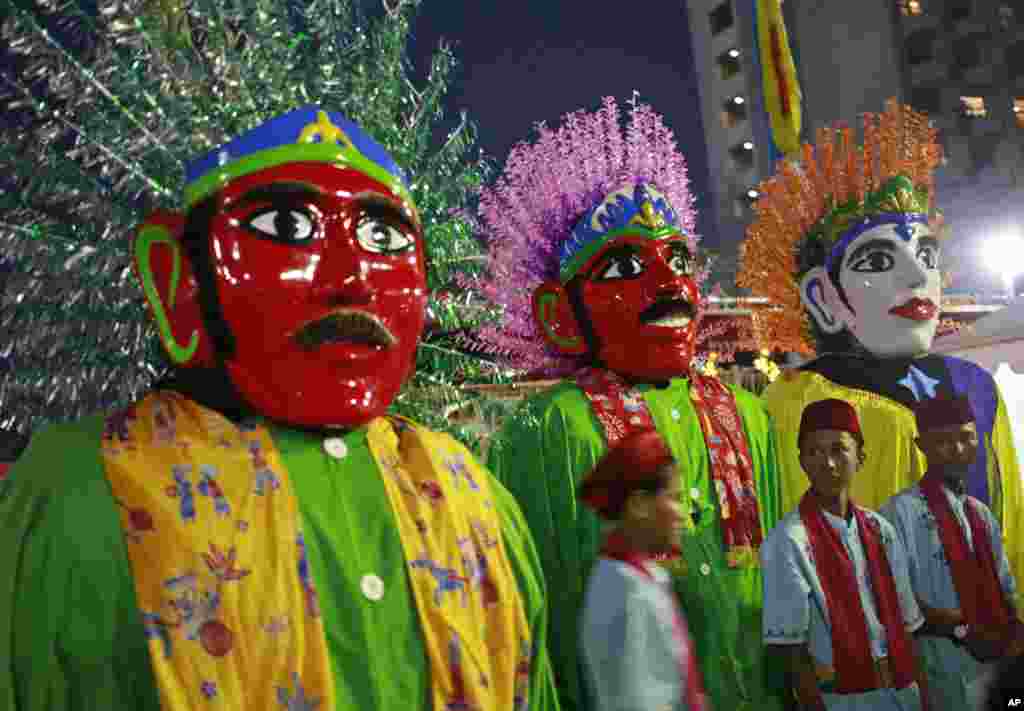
558;182;682;282
183;106;411;209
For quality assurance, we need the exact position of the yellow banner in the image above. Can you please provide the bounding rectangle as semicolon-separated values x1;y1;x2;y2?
757;0;803;157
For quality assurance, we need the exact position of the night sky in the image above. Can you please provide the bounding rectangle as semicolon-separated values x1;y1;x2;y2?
408;0;717;247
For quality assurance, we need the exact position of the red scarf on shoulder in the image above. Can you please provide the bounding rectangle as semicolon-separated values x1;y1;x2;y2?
918;473;1011;633
798;493;915;693
577;367;763;566
600;531;706;711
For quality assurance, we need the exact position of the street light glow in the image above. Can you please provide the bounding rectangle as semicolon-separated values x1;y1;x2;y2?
733;96;745;105
728;48;741;58
986;232;1024;297
746;188;760;200
742;141;755;150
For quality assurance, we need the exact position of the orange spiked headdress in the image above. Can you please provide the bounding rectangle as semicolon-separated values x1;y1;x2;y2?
737;99;943;354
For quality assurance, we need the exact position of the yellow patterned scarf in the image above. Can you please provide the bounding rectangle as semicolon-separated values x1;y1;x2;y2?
368;416;533;711
100;391;531;710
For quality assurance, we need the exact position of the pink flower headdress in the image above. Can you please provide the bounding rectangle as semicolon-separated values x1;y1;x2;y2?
472;96;703;375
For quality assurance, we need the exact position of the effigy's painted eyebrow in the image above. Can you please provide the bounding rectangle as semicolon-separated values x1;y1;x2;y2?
354;192;418;232
226;182;323;209
594;243;642;261
844;238;896;267
579;243;642;278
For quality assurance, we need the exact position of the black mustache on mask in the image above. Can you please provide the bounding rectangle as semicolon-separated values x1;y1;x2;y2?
294;310;397;350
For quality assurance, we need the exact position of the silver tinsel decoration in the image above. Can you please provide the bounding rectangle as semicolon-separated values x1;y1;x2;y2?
0;0;503;444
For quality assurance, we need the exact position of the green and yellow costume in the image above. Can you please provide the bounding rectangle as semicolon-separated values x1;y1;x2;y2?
488;378;787;711
0;392;558;710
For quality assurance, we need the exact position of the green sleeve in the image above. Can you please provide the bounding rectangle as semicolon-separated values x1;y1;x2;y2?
487;390;603;711
729;386;784;533
0;417;160;711
491;473;561;711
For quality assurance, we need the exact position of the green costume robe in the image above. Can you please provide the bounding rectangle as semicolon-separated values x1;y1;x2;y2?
487;377;788;711
0;403;559;710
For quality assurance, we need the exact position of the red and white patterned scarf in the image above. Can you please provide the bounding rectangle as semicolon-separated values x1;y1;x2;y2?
576;367;763;567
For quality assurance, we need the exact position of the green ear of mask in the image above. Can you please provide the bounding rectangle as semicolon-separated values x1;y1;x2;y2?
135;224;200;365
534;290;584;351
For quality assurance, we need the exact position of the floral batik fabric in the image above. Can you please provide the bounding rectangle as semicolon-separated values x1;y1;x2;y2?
100;391;334;710
368;417;534;711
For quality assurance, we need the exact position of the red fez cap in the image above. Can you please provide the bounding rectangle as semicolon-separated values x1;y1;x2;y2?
912;395;975;433
799;399;862;445
578;430;676;520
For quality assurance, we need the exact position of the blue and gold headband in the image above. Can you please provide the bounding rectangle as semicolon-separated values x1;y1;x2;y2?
558;182;684;282
183;106;411;210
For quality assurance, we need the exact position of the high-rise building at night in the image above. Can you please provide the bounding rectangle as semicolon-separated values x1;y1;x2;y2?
685;0;772;275
686;0;1024;294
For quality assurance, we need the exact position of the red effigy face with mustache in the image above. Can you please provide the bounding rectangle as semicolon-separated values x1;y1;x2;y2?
532;183;700;382
576;234;699;381
201;163;427;428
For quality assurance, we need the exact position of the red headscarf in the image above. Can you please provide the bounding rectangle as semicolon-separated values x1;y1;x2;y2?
578;429;675;520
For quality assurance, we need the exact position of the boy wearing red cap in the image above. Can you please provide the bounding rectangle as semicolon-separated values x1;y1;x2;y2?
761;399;930;710
578;430;708;711
880;396;1024;710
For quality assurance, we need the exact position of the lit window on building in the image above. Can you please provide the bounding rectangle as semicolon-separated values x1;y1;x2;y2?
709;2;734;36
721;96;748;128
900;0;923;16
1014;98;1024;128
730;140;755;168
960;96;987;118
718;49;742;80
734;187;760;216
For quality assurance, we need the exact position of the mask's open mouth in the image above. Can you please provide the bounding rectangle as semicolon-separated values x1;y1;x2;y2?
639;299;695;328
294;309;397;350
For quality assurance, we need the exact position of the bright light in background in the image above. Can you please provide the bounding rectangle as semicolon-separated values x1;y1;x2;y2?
746;188;760;200
986;231;1024;298
733;96;745;105
742;141;755;150
728;48;741;58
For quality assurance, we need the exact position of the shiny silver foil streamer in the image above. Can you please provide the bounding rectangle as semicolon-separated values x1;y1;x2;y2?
0;0;501;443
